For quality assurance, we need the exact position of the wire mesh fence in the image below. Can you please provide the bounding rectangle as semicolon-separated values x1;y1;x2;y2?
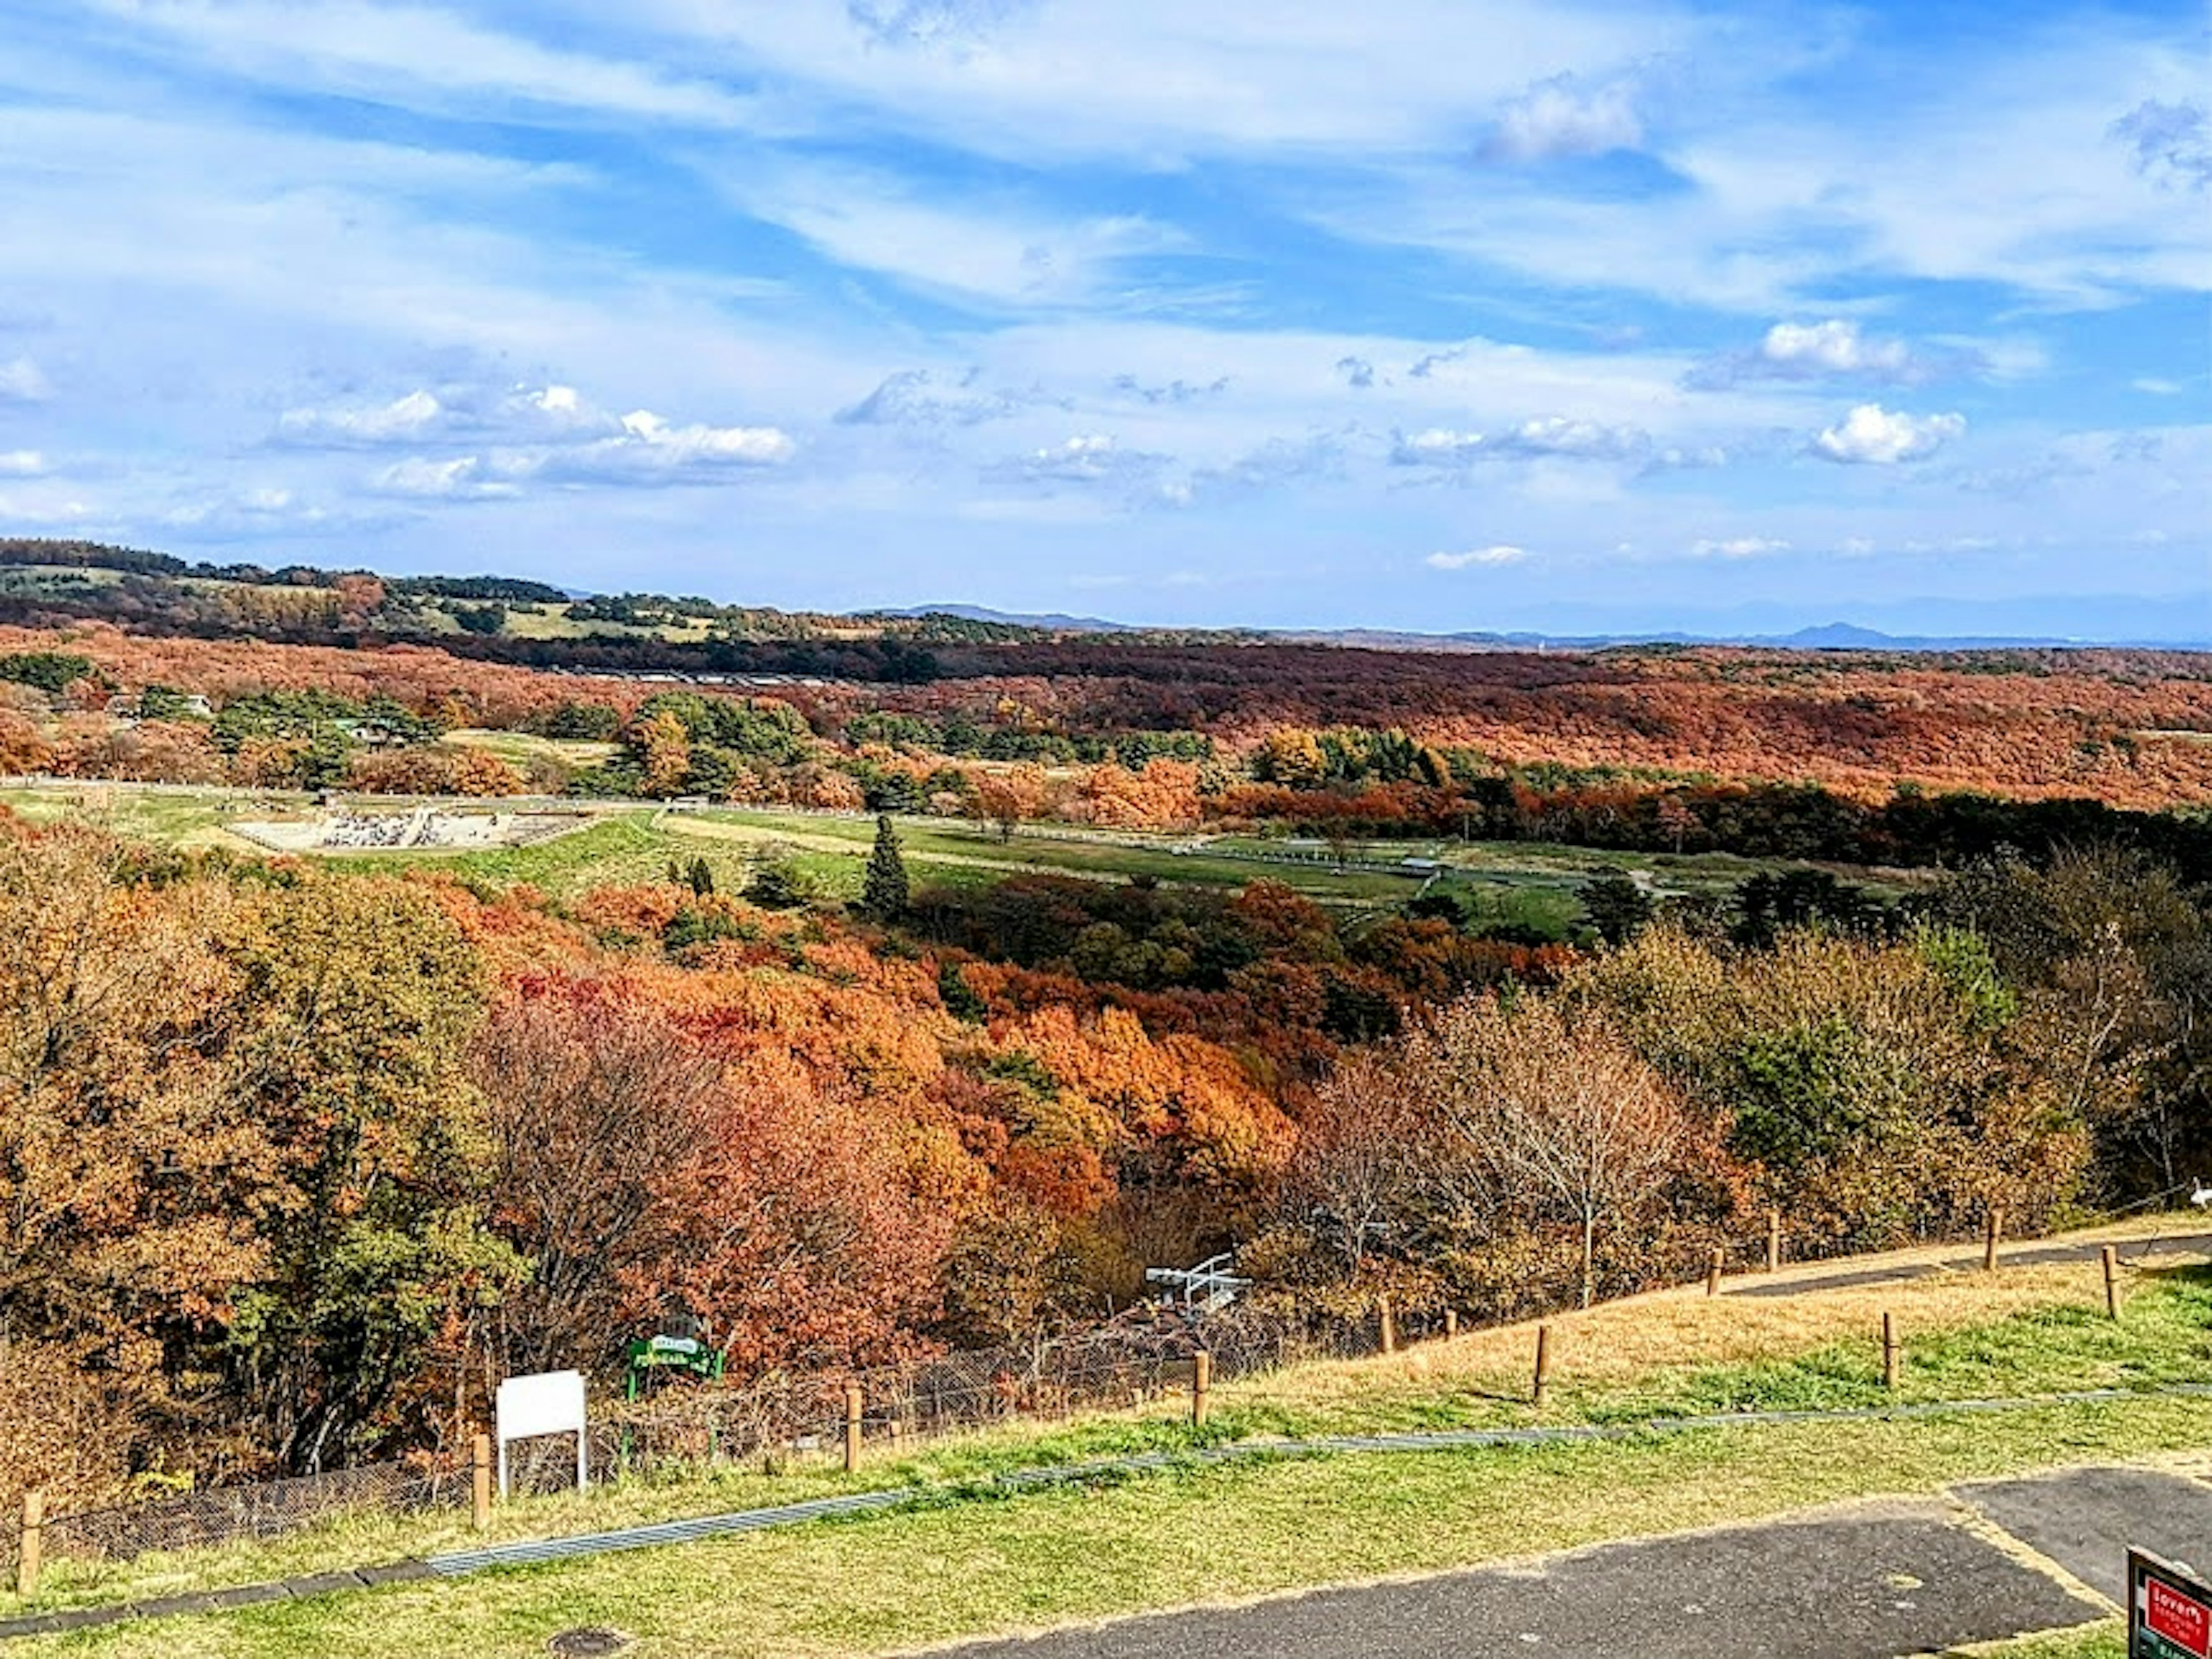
25;1458;468;1566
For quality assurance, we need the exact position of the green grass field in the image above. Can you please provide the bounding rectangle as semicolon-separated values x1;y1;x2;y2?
0;782;1889;938
0;783;288;847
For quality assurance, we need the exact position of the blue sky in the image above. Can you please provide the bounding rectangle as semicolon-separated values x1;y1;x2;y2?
0;1;2206;637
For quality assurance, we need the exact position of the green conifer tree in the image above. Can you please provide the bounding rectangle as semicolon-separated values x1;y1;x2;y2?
861;815;910;920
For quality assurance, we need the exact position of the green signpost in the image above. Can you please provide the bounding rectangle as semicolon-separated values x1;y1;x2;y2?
2133;1549;2212;1659
617;1334;725;1469
625;1333;723;1396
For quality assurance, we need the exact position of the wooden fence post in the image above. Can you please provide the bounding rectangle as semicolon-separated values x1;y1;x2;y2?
1444;1309;1459;1340
2101;1246;2122;1320
1882;1313;1900;1392
1983;1207;2003;1271
471;1432;492;1532
1379;1296;1397;1355
15;1492;41;1599
1532;1324;1554;1411
1766;1209;1782;1274
1706;1248;1725;1298
1191;1351;1212;1428
843;1382;863;1474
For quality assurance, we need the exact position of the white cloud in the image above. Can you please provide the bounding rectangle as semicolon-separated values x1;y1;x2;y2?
279;389;446;445
275;381;791;490
1813;404;1965;465
994;434;1173;495
1393;427;1488;465
366;455;519;501
1687;320;1960;389
158;485;384;539
1427;544;1528;569
1481;74;1643;163
1392;417;1649;465
1645;444;1732;472
0;358;50;403
1761;321;1911;377
0;491;94;527
1488;416;1648;459
279;382;627;448
2134;377;2184;396
532;411;796;484
1690;536;1790;558
1016;434;1115;478
0;451;47;477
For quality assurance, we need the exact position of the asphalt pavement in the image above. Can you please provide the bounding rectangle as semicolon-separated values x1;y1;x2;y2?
920;1463;2211;1659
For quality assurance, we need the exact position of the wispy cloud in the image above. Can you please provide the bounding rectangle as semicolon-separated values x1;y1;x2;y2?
713;159;1184;309
835;368;1055;426
1392;418;1652;466
1427;544;1528;569
1479;73;1645;163
88;0;759;126
0;358;50;403
1690;535;1790;558
2110;99;2211;190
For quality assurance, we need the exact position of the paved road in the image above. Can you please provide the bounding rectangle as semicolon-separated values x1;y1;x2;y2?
921;1465;2212;1659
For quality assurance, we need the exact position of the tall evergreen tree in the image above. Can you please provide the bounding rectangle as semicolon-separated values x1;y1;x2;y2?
862;815;910;920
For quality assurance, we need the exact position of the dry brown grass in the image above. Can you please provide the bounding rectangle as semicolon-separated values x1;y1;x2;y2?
1218;1212;2210;1413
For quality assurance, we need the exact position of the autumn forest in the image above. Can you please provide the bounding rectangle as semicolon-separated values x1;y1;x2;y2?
2;541;2210;1517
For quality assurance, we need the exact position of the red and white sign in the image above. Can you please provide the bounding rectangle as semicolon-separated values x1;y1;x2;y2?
2147;1576;2212;1658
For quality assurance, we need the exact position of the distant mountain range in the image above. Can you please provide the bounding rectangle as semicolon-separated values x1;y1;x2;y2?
891;608;2204;653
882;604;1143;633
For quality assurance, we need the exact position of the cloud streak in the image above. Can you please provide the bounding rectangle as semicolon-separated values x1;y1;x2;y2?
1427;544;1528;569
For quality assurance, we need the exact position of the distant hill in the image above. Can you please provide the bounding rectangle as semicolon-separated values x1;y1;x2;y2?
872;604;1142;633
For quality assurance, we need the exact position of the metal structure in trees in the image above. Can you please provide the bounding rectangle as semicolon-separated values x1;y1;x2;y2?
1144;1253;1251;1314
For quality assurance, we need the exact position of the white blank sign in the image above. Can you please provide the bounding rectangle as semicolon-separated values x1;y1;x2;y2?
495;1369;587;1497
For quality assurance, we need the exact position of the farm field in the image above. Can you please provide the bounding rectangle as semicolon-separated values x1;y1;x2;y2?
6;1216;2204;1658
